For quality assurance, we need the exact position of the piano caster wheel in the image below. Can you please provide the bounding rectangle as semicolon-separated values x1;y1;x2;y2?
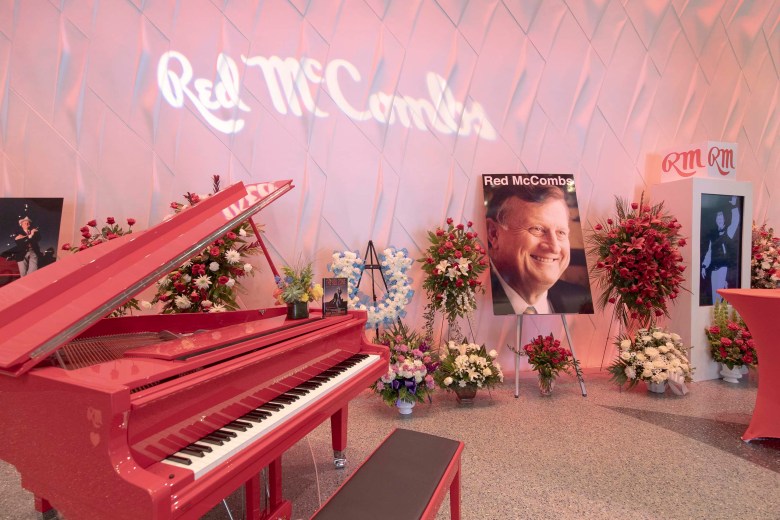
333;450;347;469
37;510;59;520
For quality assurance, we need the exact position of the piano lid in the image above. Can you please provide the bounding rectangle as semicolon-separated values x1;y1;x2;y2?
0;180;293;376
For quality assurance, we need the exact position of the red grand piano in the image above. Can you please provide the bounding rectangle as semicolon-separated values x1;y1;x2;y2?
0;181;389;520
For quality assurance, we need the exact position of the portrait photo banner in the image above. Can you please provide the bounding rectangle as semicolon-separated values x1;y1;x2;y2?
481;174;593;316
699;193;744;306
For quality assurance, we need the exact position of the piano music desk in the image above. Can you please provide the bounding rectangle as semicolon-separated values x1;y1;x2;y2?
311;428;464;520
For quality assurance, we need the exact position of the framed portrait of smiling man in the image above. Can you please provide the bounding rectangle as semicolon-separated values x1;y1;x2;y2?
482;174;594;316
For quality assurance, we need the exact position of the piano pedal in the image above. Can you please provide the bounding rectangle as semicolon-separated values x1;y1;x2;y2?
333;450;347;469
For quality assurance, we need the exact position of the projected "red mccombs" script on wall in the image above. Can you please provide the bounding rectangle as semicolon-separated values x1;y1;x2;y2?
157;51;497;140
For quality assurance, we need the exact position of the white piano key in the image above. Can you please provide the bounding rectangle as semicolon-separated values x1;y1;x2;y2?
161;354;380;478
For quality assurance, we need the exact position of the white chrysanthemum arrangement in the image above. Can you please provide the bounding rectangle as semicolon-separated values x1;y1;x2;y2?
607;327;692;389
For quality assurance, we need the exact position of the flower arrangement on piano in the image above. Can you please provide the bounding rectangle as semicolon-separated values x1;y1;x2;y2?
607;326;692;393
705;301;757;369
419;218;487;337
151;175;259;313
514;334;577;395
61;217;140;317
273;262;324;304
372;322;438;407
750;222;780;289
434;341;503;391
587;194;687;329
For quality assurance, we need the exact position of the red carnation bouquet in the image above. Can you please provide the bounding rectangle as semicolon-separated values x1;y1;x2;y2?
151;175;260;313
587;195;687;329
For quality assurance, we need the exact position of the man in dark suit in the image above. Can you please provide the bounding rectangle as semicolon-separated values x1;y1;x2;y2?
485;184;593;315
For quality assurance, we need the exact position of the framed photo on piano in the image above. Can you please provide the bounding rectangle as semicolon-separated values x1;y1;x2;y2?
322;277;349;317
0;197;64;287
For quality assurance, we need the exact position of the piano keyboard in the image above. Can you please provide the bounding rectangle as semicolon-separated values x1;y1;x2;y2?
161;353;379;478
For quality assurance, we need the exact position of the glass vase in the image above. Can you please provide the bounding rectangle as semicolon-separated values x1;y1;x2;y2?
453;385;478;404
538;375;555;396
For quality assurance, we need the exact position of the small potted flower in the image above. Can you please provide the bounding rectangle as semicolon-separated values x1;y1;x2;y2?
434;341;503;403
607;326;693;395
705;301;757;383
371;323;438;415
274;263;323;319
517;334;578;396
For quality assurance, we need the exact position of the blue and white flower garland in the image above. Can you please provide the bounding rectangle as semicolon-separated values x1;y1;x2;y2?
328;247;414;329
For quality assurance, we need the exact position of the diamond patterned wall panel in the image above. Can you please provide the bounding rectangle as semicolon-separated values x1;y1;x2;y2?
1;0;778;373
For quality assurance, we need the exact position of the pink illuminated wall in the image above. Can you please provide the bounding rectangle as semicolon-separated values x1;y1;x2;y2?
1;0;778;369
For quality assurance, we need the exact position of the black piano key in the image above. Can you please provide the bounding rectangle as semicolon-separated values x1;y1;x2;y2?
180;447;206;458
201;437;224;446
241;414;265;424
286;388;309;396
247;410;272;418
270;396;296;405
223;422;249;432
259;403;284;412
215;429;238;438
166;455;192;466
297;382;320;390
189;443;212;453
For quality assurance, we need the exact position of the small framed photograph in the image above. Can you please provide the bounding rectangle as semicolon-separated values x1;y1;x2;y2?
0;198;64;287
322;277;349;317
699;193;744;306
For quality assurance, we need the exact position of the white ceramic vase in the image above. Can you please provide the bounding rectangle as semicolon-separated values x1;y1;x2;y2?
647;381;666;394
396;399;415;415
720;364;743;384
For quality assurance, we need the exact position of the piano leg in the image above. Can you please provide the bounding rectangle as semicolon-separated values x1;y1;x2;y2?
34;496;57;520
245;473;262;520
259;457;291;520
331;406;348;469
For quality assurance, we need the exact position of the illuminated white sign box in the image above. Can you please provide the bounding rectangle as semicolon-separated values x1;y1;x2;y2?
659;142;737;182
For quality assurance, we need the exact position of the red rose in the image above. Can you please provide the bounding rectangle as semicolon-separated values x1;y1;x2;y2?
61;243;71;250
464;246;472;252
426;257;434;264
170;202;179;209
720;337;733;346
607;218;613;225
191;194;201;203
80;226;89;233
218;276;229;285
446;217;453;225
226;232;237;239
107;233;118;240
81;231;91;238
709;326;721;334
438;247;445;255
608;297;616;304
677;238;686;246
455;279;464;287
87;219;97;227
445;241;453;249
106;217;115;225
210;246;220;256
467;221;473;227
127;218;136;226
631;202;639;210
454;250;463;258
456;224;464;230
436;229;444;237
594;223;603;231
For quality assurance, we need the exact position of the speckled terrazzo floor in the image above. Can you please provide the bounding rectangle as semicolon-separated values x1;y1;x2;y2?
1;369;778;520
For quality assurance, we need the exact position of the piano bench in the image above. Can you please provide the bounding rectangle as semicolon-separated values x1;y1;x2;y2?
311;428;464;520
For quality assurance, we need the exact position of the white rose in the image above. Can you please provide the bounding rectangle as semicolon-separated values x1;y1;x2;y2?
209;262;220;272
443;377;453;386
489;349;498;358
620;339;631;350
670;333;681;341
652;331;663;339
140;300;152;310
620;351;631;361
635;353;647;362
482;368;492;377
641;335;652;342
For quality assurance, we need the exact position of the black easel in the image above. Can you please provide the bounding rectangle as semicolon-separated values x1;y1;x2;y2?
355;240;390;340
